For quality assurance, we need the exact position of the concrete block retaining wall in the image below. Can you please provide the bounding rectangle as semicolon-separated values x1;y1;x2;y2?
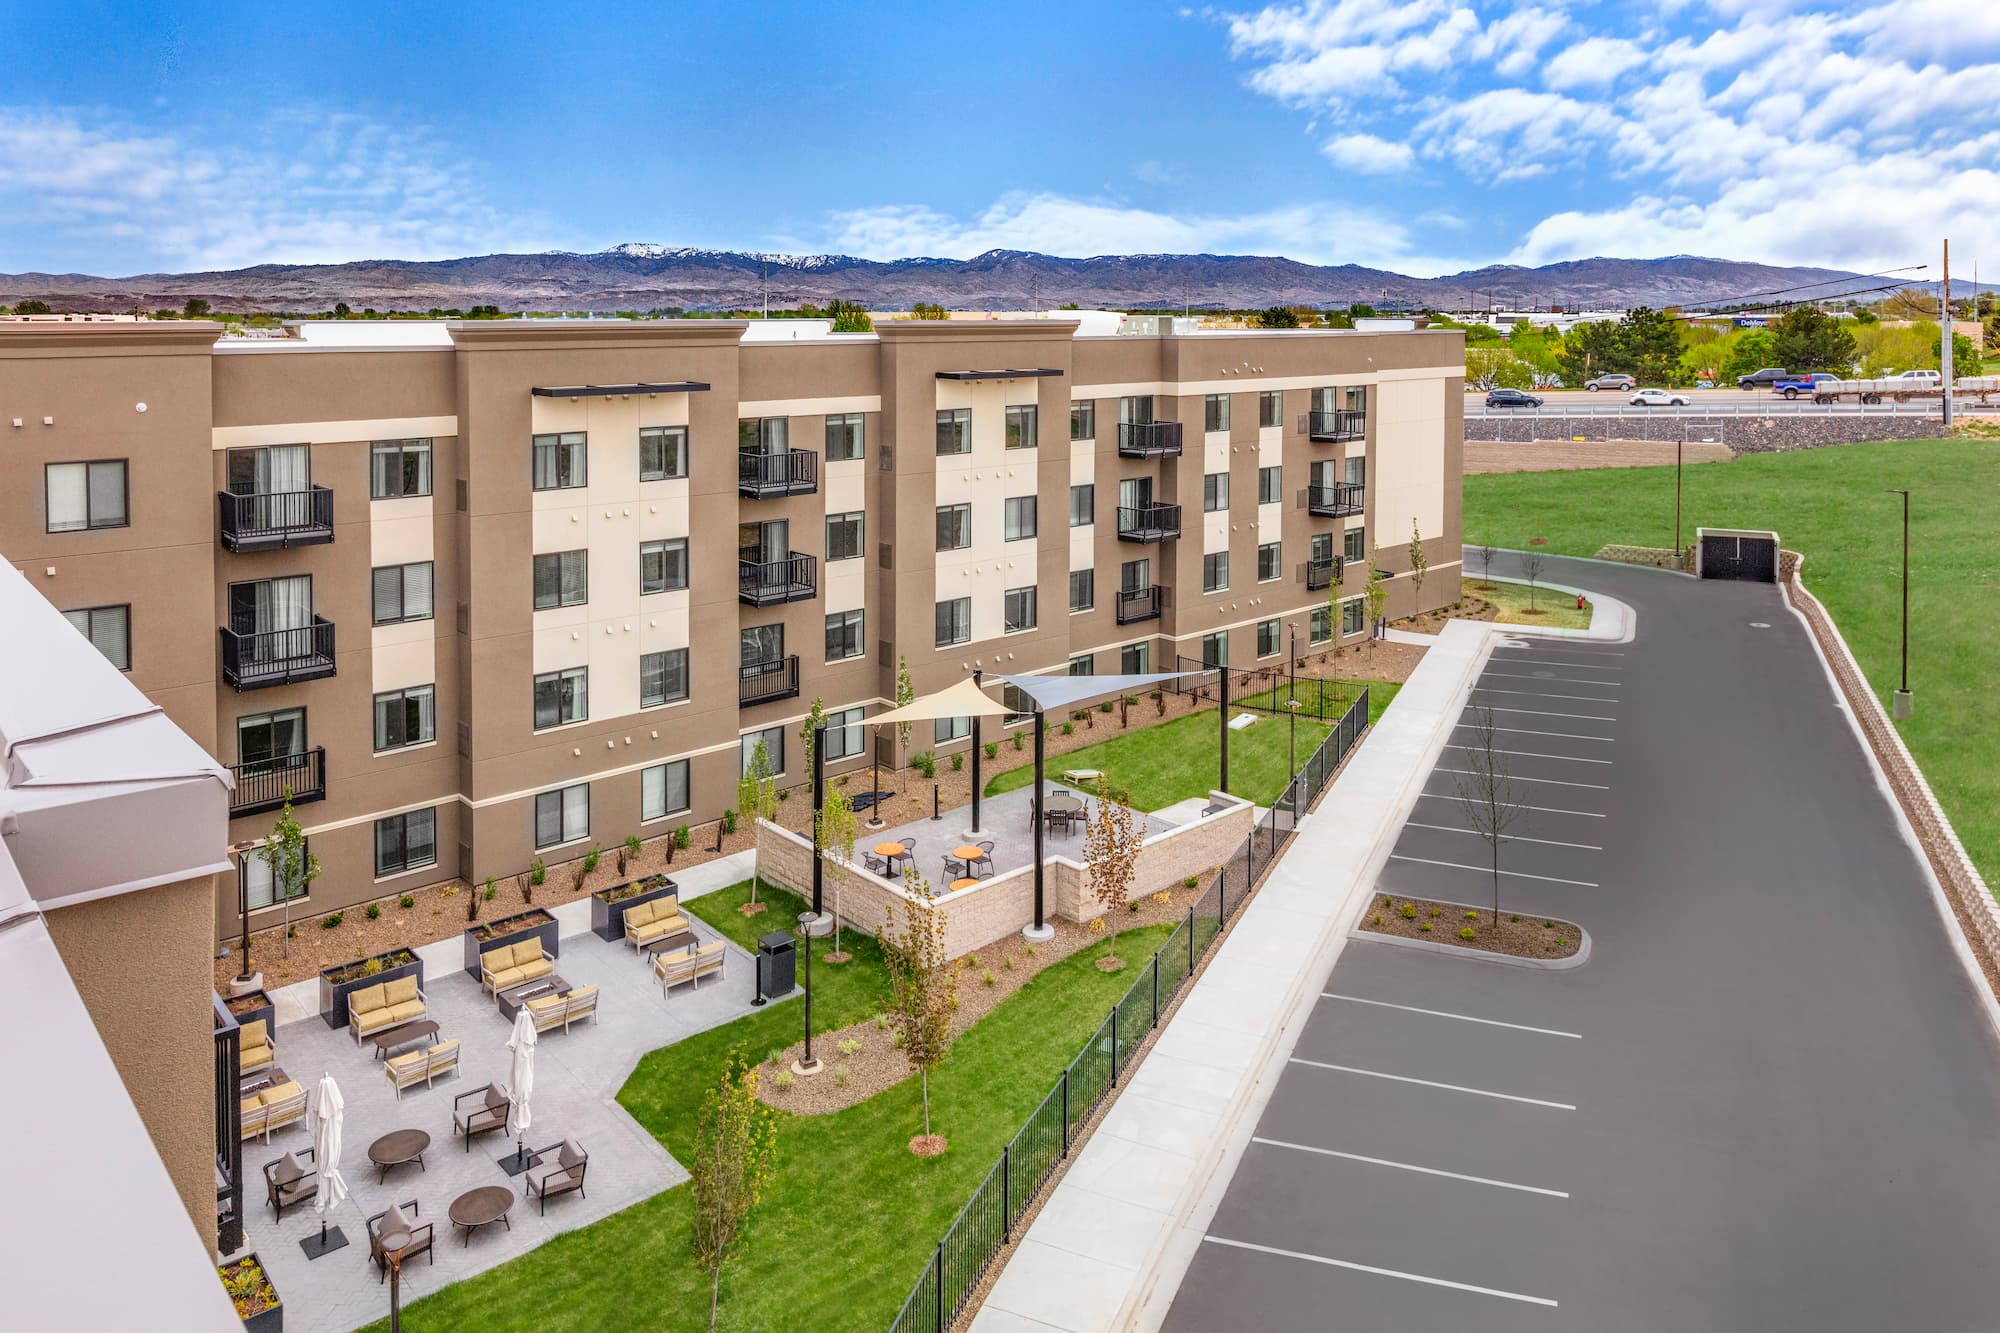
1468;411;1942;452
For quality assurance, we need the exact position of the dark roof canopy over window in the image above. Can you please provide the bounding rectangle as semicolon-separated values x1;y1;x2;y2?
530;382;711;398
933;368;1064;382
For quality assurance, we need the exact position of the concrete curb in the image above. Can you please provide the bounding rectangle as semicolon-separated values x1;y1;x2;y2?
1352;914;1592;972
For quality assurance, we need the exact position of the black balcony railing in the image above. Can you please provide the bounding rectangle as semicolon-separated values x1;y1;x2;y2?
229;747;326;818
219;617;337;691
738;553;819;606
1307;482;1366;518
1307;409;1367;442
217;486;335;552
1115;503;1182;543
739;654;801;706
1115;585;1164;624
1306;555;1345;590
1116;421;1183;458
213;994;243;1257
737;449;818;498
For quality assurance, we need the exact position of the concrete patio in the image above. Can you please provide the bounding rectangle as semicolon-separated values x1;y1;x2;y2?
858;781;1179;890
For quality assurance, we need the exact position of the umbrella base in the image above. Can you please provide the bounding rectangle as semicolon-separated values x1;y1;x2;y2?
496;1147;535;1177
300;1225;349;1260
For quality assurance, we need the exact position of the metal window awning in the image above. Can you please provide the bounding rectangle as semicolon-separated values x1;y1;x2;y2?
530;382;711;398
933;369;1064;381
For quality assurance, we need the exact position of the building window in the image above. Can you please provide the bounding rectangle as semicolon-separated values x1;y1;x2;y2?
639;426;688;481
1069;483;1094;528
1201;631;1228;667
935;596;972;647
936;408;971;455
826;608;865;661
534;784;590;850
1345;385;1367;412
1005;404;1038;450
936;503;971;551
61;605;130;670
741;726;784;776
372;561;435;625
640;649;689;707
44;460;127;532
1257;618;1282;657
1343;597;1366;636
1121;557;1150;593
1344;454;1366;486
375;808;437;876
641;538;688;594
1121;642;1150;674
1004;585;1038;633
739;418;788;453
826;511;865;561
1344;526;1366;564
373;684;436;751
532;550;588;610
371;439;433;498
533;666;588;729
1004;496;1038;542
1068;653;1094;676
1069;568;1094;613
1260;390;1282;428
826;413;865;462
823;706;866;760
1258;465;1282;505
1203;472;1230;513
1310;605;1333;643
242;842;311;911
531;432;586;490
1258;541;1282;582
1205;394;1231;433
1203;551;1229;593
1071;400;1096;441
935;715;970;743
642;760;691;821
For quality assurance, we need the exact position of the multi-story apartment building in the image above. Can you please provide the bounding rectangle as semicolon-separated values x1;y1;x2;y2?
0;317;1462;942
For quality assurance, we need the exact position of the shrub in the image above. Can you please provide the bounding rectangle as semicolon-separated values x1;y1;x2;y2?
951;753;964;771
1002;954;1014;971
766;1048;786;1067
675;824;691;850
1011;732;1023;751
1100;701;1114;714
1400;902;1417;919
836;1067;851;1088
984;742;999;760
1128;900;1142;913
1542;921;1554;929
1554;936;1569;947
982;968;995;986
1372;913;1383;925
778;787;791;802
582;845;602;874
1153;890;1171;906
625;833;643;860
1023;943;1035;957
484;882;498;901
398;894;415;909
361;957;383;976
528;857;547;887
1420;922;1433;932
286;925;297;939
441;883;459;896
913;751;936;779
722;809;739;834
773;1069;795;1090
365;903;381;921
874;1012;887;1030
890;1029;906;1049
1429;906;1442;918
1062;722;1074;736
1510;914;1521;923
319;912;343;929
1459;927;1477;941
837;1038;862;1056
1464;910;1478;920
1184;875;1199;889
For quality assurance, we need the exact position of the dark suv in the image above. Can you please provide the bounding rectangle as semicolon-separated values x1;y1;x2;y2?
1484;388;1544;408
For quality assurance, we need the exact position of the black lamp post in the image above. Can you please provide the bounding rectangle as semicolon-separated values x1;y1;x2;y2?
382;1231;412;1333
1288;623;1298;709
1217;655;1230;794
970;669;985;835
810;723;826;921
1888;488;1913;718
796;908;821;1074
1026;705;1052;940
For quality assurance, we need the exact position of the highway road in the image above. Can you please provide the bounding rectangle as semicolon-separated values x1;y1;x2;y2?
1462;389;1986;417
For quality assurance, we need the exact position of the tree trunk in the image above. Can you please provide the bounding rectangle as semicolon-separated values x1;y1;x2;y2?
922;1068;931;1137
710;1260;721;1333
1492;838;1501;925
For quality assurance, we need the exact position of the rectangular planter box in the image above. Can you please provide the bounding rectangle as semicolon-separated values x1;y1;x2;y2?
590;876;679;942
224;990;275;1036
221;1251;283;1332
463;908;560;980
318;953;424;1030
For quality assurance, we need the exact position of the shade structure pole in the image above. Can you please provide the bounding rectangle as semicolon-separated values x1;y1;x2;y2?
1218;661;1230;794
811;723;827;919
1024;705;1053;941
970;669;984;835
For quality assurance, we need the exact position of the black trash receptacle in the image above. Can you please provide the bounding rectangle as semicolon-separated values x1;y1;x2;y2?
755;930;797;1003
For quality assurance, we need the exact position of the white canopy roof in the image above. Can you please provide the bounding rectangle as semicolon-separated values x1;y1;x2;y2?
868;676;1015;728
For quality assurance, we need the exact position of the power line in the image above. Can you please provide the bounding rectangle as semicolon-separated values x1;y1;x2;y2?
1674;264;1927;314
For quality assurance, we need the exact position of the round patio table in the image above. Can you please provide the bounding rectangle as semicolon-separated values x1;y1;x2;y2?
448;1184;516;1245
952;845;984;862
951;878;979;892
367;1128;430;1182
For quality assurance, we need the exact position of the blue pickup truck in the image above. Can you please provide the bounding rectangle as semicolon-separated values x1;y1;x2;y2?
1772;372;1839;400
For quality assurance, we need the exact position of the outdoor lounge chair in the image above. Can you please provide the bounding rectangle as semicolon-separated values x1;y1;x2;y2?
383;1039;460;1099
522;1139;588;1216
367;1199;434;1281
346;975;428;1046
622;896;690;952
262;1146;317;1223
452;1083;510;1151
654;940;726;996
479;937;554;994
239;1079;307;1143
237;1019;274;1076
526;983;599;1034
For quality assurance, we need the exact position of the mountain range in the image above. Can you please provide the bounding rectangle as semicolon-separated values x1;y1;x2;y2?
0;244;1881;314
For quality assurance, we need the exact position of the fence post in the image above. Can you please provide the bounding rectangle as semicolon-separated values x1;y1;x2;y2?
1061;1068;1070;1157
1003;1141;1012;1243
1188;904;1196;973
1220;868;1228;926
934;1241;944;1331
1111;1005;1120;1088
1152;955;1160;1027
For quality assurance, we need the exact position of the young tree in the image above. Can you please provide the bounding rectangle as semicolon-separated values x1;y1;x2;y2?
893;655;916;791
1362;542;1390;658
253;795;320;967
1453;705;1525;924
1475;544;1497;589
799;696;828;777
815;783;859;961
1407;519;1429;613
690;1050;778;1333
737;740;779;912
883;871;957;1152
1081;781;1142;970
1521;550;1546;610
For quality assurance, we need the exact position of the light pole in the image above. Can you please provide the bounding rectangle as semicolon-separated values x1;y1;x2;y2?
1888;488;1912;718
1288;623;1298;709
1674;436;1683;565
795;909;821;1074
381;1231;412;1333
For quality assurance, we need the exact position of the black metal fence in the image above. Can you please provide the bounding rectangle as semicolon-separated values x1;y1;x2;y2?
1170;655;1371;723
888;686;1370;1333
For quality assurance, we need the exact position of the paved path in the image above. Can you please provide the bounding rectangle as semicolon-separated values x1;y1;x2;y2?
1163;553;2000;1330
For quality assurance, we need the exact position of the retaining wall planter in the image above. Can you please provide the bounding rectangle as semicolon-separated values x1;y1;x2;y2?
220;1251;282;1331
590;876;679;942
223;989;275;1036
463;907;559;979
318;951;423;1029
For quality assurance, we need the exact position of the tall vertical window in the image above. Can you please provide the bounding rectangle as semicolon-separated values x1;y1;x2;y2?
826;608;865;661
371;439;433;498
936;503;971;551
62;605;130;670
372;562;435;625
1120;642;1150;674
642;760;690;821
935;715;970;743
825;413;865;462
373;684;436;751
532;550;588;609
44;460;127;532
1204;394;1231;433
1344;526;1366;563
1005;404;1038;450
1310;605;1333;643
1201;631;1228;667
1202;551;1229;593
1071;400;1096;441
243;843;311;910
639;426;688;480
374;808;437;876
1344;386;1367;412
534;784;590;849
640;649;689;707
1068;568;1094;613
1004;586;1038;633
825;511;865;561
1258;465;1282;505
1257;618;1282;657
641;539;687;594
1342;597;1366;635
1069;483;1095;527
533;666;588;729
1067;653;1094;676
1258;541;1282;582
823;706;866;760
739;418;788;453
935;408;971;455
1004;496;1038;541
1259;390;1283;428
740;726;784;776
935;597;972;647
531;432;586;490
1203;472;1230;512
1344;454;1367;486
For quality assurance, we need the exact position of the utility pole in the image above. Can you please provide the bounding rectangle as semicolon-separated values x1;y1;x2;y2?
1942;240;1954;428
761;259;769;320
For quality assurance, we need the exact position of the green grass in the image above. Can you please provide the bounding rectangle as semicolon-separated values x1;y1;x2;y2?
1464;438;2000;889
985;705;1333;808
369;878;1172;1333
1232;676;1402;727
1469;577;1593;628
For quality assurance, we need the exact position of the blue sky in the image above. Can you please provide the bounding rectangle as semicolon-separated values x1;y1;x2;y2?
2;0;1995;277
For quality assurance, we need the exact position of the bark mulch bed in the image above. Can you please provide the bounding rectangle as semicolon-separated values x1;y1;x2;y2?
1361;893;1582;961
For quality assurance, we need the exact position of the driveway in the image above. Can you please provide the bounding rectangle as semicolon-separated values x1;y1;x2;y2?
1165;553;2000;1330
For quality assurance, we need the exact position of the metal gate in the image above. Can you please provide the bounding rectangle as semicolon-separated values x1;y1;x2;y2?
1699;530;1778;582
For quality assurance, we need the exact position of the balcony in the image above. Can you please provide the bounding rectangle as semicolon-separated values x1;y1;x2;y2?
219;617;337;691
738;553;818;606
229;747;326;818
217;486;335;552
1308;482;1366;518
1306;555;1345;590
738;449;818;498
1116;421;1183;458
739;655;801;707
1307;410;1367;443
1115;585;1164;625
1116;503;1182;543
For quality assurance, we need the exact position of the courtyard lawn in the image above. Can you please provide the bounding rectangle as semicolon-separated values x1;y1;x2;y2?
984;705;1333;809
1463;437;2000;889
370;879;1172;1333
1232;676;1402;727
1468;576;1594;629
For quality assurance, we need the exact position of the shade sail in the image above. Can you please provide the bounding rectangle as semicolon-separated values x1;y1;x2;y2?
868;676;1015;728
992;671;1204;715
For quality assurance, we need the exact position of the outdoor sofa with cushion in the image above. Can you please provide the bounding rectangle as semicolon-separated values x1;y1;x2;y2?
262;1146;317;1223
346;974;428;1045
523;1138;589;1215
621;895;689;951
238;1019;274;1076
526;983;599;1034
479;937;554;995
240;1079;307;1143
452;1082;510;1150
383;1038;460;1099
367;1199;434;1280
653;940;726;997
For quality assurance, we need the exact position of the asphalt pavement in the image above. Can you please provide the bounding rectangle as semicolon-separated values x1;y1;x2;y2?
1164;553;2000;1331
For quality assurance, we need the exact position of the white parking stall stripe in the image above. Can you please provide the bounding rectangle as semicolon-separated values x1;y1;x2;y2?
1389;853;1599;887
1416;793;1605;818
1288;1057;1578;1109
1473;686;1621;703
1404;821;1603;851
1500;645;1626;656
1251;1138;1572;1198
1324;993;1584;1038
1431;766;1610;790
1481;671;1624;688
1202;1237;1561;1307
1461;725;1613;743
1494;653;1624;670
1444;744;1612;765
1483;705;1617;722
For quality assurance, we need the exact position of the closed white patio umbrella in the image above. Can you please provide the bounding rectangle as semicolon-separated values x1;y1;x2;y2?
501;1005;538;1174
302;1072;350;1258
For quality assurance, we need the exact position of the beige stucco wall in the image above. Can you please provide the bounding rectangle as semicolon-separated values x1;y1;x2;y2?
45;872;219;1256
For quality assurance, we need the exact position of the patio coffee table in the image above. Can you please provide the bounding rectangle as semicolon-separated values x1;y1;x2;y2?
496;975;569;1023
367;1128;431;1182
448;1185;515;1245
642;930;697;960
238;1063;285;1097
369;1018;440;1061
871;841;912;876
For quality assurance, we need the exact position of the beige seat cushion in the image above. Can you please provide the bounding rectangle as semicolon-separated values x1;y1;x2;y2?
386;999;427;1023
428;1039;459;1063
383;975;419;1006
483;943;516;973
516;956;553;983
348;984;387;1015
386;1049;425;1074
515;936;543;964
240;1019;268;1047
566;985;598;1007
261;1080;303;1107
625;901;656;929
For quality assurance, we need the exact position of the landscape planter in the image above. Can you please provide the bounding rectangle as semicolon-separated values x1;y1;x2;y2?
220;1251;282;1332
590;876;679;942
317;951;423;1030
223;989;275;1036
463;907;559;979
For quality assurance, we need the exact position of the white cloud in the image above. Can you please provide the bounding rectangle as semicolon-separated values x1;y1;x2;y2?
1322;132;1415;173
1542;36;1647;88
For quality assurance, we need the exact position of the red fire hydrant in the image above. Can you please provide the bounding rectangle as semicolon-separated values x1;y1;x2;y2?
1576;593;1586;610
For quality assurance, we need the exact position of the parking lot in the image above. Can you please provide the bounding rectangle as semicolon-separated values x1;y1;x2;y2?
1165;555;2000;1330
